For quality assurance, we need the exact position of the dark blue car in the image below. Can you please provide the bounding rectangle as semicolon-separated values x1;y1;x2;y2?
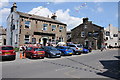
83;48;89;53
56;46;73;56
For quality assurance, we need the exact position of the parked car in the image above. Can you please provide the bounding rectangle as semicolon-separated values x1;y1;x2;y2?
84;46;92;52
42;46;61;58
83;48;89;53
0;46;16;60
24;46;45;59
67;44;83;55
56;46;73;56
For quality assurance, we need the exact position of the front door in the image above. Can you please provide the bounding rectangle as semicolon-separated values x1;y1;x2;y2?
43;38;47;46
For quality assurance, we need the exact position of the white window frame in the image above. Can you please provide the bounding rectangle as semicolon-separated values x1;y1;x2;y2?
52;25;56;31
25;21;31;28
43;24;48;31
81;31;85;37
59;26;63;32
24;35;30;43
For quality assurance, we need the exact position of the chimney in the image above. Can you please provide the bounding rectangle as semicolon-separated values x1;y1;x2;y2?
51;13;57;20
109;24;112;27
83;17;88;23
11;2;17;13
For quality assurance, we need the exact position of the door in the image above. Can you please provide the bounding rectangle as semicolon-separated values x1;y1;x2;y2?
43;38;47;46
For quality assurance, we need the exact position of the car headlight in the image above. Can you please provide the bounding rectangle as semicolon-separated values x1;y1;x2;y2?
50;51;56;55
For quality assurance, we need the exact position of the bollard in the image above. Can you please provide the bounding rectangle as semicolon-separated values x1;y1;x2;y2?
23;53;26;58
20;53;23;59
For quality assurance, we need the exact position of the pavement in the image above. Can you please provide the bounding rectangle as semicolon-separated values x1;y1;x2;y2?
1;49;119;79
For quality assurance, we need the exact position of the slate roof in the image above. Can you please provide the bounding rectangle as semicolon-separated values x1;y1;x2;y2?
17;11;67;26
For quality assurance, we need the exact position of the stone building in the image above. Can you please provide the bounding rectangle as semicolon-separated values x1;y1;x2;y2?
0;26;6;46
104;24;119;48
6;3;67;47
71;18;104;49
67;31;71;42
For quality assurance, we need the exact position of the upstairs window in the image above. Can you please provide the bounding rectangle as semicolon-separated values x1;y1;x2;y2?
52;25;56;31
88;32;92;37
59;26;63;32
106;31;110;36
43;24;48;31
93;32;99;37
81;31;85;37
25;21;31;28
52;37;55;42
113;34;118;37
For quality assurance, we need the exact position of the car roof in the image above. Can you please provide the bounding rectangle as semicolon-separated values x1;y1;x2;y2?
0;45;13;48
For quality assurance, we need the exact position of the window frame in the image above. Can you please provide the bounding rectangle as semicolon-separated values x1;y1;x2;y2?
24;35;30;44
52;25;56;31
25;21;31;28
43;24;48;31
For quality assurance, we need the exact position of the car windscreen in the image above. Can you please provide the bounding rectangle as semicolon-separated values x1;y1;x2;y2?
34;48;44;51
62;47;70;49
77;45;83;48
50;47;58;50
2;47;13;50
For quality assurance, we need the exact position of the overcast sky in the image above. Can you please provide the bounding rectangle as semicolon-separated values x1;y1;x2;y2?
0;0;119;31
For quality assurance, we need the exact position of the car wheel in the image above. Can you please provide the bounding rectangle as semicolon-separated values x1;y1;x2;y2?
47;54;51;58
30;55;33;59
58;56;61;58
11;56;16;60
40;57;44;59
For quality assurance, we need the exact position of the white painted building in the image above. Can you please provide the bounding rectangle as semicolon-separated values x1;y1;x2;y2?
104;24;118;48
6;3;20;47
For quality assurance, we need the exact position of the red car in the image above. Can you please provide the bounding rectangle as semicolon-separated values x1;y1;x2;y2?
0;46;16;60
24;46;45;59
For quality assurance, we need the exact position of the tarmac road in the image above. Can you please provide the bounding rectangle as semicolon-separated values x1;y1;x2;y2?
1;49;119;79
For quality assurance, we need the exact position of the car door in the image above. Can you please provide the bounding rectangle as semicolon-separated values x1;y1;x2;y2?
26;47;33;57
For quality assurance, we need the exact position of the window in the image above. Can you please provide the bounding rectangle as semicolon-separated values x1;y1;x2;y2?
113;34;118;37
68;45;76;47
2;47;13;50
115;43;117;45
25;21;31;28
93;32;99;37
59;37;63;42
52;37;55;42
81;31;85;37
24;35;30;44
106;31;110;36
32;38;36;44
59;26;63;32
106;37;108;40
88;32;92;37
26;47;32;51
52;25;56;31
43;24;48;31
84;25;87;29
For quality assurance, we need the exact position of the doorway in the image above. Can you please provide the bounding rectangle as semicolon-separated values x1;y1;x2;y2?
43;38;47;46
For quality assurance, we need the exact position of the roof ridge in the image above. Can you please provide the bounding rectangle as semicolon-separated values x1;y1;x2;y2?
16;11;66;26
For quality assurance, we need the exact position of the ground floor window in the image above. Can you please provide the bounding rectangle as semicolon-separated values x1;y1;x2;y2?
59;37;63;42
24;35;30;44
52;37;55;42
